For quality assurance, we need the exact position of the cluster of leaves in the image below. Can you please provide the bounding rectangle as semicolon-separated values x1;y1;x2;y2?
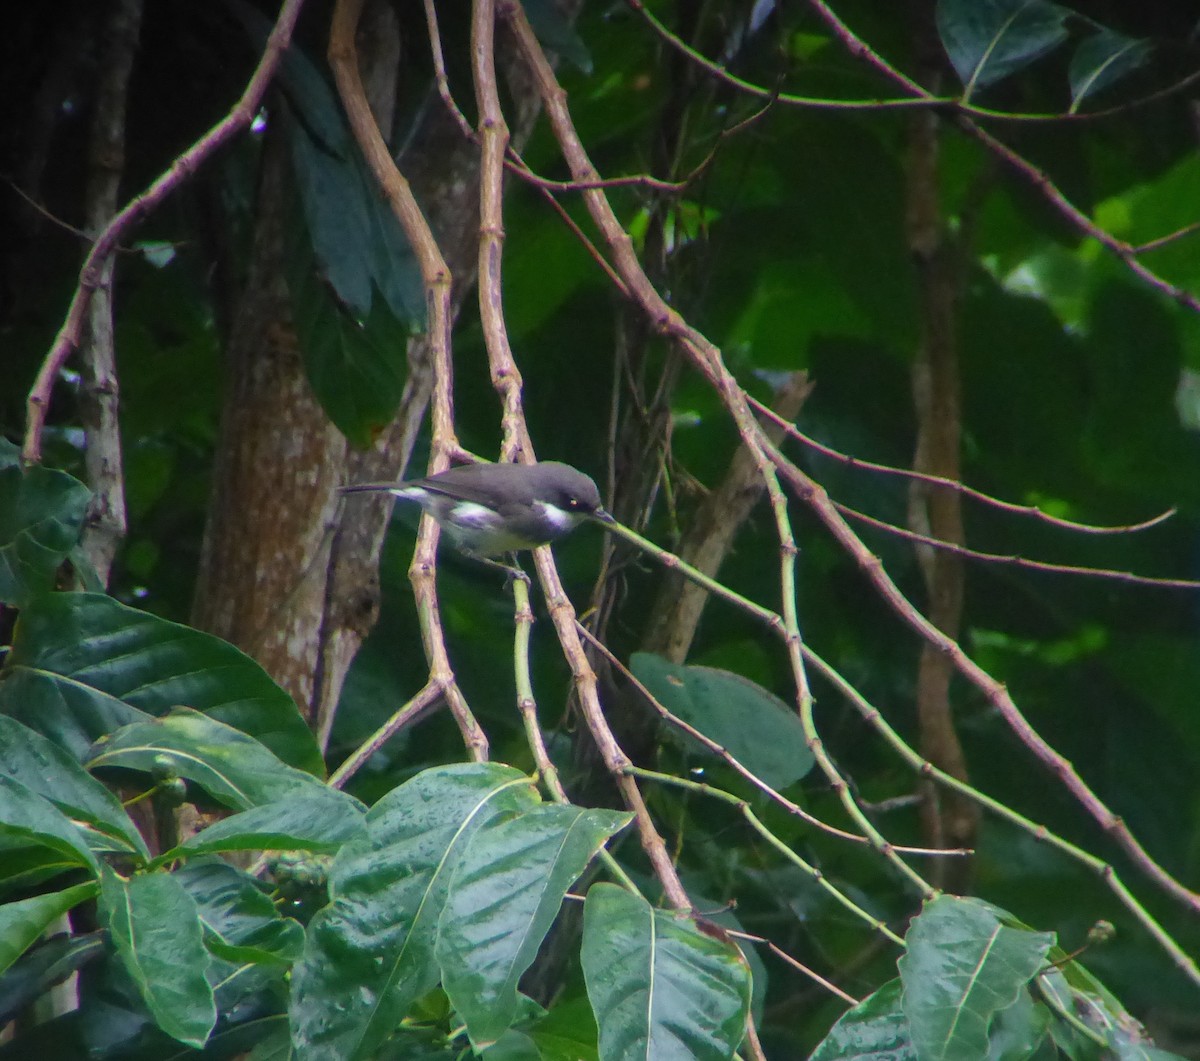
3;396;1189;1059
0;452;756;1059
5;0;1200;1058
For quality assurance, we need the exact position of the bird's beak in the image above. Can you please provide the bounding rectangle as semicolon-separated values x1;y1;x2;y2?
592;508;615;524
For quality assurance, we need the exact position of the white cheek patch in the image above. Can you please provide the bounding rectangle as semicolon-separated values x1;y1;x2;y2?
448;502;502;529
535;502;580;532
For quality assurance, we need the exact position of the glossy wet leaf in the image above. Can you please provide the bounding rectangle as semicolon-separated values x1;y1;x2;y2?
170;788;366;859
898;896;1053;1061
438;804;631;1048
0;882;98;978
0;716;148;859
581;883;751;1061
290;763;541;1061
809;979;914;1061
88;708;329;811
631;653;813;789
0;451;90;607
0;774;100;876
1;593;321;773
937;0;1069;96
99;866;216;1048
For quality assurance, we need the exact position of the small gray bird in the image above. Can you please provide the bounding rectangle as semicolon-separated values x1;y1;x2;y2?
341;461;612;561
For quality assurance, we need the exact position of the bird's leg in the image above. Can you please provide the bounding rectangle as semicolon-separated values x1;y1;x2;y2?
462;551;530;585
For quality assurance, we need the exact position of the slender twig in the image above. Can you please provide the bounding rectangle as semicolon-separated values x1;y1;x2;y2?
1132;220;1200;255
750;398;1174;536
330;0;486;762
472;0;690;911
633;0;1200;125
768;445;1200;921
838;503;1200;590
328;681;443;789
24;0;308;465
960;122;1200;314
631;0;1200;319
725;929;860;1006
799;647;1200;988
629;766;906;947
578;621;960;852
508;3;936;903
421;0;476;140
507;1;1200;979
513;579;640;894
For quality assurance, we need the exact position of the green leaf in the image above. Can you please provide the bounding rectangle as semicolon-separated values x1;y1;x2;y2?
580;883;751;1061
521;0;592;74
631;653;814;790
0;774;100;875
0;716;148;859
1068;29;1152;112
99;866;217;1048
275;32;422;324
986;988;1051;1061
178;860;305;968
936;0;1070;98
438;805;631;1048
898;896;1054;1061
1;592;322;773
0;882;98;978
88;708;330;811
287;250;414;448
174;859;304;1013
0;930;106;1025
290;762;541;1061
172;788;366;858
481;1028;542;1060
0;460;90;607
809;979;915;1061
526;996;599;1061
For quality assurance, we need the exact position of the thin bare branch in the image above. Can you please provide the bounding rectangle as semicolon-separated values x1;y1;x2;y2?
24;0;308;466
839;503;1200;591
330;0;486;762
751;398;1175;536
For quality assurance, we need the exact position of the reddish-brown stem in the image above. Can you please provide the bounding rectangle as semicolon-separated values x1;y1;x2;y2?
24;0;308;466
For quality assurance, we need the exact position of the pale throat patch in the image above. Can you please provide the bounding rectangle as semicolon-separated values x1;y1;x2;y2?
534;501;579;530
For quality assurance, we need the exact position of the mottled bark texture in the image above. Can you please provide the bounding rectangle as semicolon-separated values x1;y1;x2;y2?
192;3;549;742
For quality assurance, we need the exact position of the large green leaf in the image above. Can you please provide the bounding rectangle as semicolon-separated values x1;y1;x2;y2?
0;716;148;859
0;449;90;607
0;930;105;1025
631;653;814;790
99;866;217;1049
1068;29;1152;112
580;883;751;1061
898;896;1053;1061
438;805;631;1048
88;708;330;811
809;979;915;1061
0;774;100;876
287;243;414;448
171;788;366;859
179;859;305;968
276;29;421;324
0;592;322;773
175;859;304;1012
290;763;541;1061
936;0;1069;97
985;988;1052;1061
0;882;97;978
